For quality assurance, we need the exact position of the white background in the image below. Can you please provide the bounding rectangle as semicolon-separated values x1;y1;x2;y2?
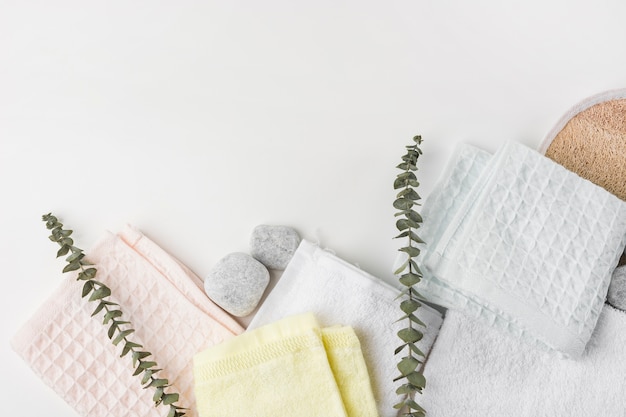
2;1;625;415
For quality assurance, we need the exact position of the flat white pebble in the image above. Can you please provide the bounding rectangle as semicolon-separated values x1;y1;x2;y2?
204;252;270;317
250;225;301;270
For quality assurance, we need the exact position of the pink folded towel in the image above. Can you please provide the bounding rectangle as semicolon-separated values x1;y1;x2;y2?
11;225;243;417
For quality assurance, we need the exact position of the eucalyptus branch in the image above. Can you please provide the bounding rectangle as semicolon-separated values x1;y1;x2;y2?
392;136;427;417
42;213;187;417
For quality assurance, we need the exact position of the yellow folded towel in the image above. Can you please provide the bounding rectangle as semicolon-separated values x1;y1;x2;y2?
321;326;379;417
193;313;378;417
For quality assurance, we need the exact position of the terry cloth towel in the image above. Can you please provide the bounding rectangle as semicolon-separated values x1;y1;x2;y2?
248;239;444;417
193;313;378;417
407;141;626;357
11;225;244;417
420;306;626;417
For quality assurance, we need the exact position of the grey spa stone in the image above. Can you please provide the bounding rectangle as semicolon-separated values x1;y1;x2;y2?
607;265;626;311
250;225;301;270
204;252;270;317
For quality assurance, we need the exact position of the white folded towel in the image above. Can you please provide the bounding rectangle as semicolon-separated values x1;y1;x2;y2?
249;239;444;417
407;141;626;356
421;306;626;417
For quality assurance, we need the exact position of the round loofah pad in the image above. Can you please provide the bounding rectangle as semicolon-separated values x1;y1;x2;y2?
539;89;626;202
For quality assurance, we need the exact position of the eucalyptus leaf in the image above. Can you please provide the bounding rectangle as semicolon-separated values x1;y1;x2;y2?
139;360;158;369
147;378;169;388
153;387;164;403
89;286;112;301
162;393;179;405
394;344;406;355
81;281;94;298
141;369;154;384
107;322;117;339
399;272;421;287
91;302;106;316
83;267;97;278
66;251;85;263
409;343;426;357
397;356;420;375
398;328;423;343
407;371;426;388
112;329;135;346
63;261;80;273
396;383;416;395
393;198;414;210
400;299;421;314
397;171;417;180
399;246;420;258
56;245;70;258
103;310;123;324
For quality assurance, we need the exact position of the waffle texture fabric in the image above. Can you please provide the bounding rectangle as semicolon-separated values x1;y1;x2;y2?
249;239;443;417
192;312;378;417
12;225;244;417
404;141;626;357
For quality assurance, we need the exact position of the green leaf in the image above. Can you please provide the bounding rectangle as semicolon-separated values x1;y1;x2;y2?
396;218;419;231
121;341;142;357
146;378;169;388
394;344;407;355
91;302;106;316
396;162;417;171
107;322;117;339
397;171;417;180
409;343;426;357
399;272;421;287
396;383;416;395
397;188;420;201
408;314;426;327
393;198;414;210
406;371;426;389
112;329;134;346
103;310;123;324
393;401;405;410
162;393;179;405
167;406;177;417
141;369;154;384
83;268;97;278
399;246;420;258
139;360;158;369
398;328;423;343
397;356;420;375
88;286;111;301
400;299;421;314
153;387;164;403
66;251;85;263
81;281;94;298
63;262;80;273
393;258;409;275
133;351;151;367
56;245;70;258
405;210;423;223
394;177;409;190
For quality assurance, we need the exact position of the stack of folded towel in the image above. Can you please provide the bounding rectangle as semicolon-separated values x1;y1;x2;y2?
193;312;378;417
249;239;444;417
406;141;626;357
